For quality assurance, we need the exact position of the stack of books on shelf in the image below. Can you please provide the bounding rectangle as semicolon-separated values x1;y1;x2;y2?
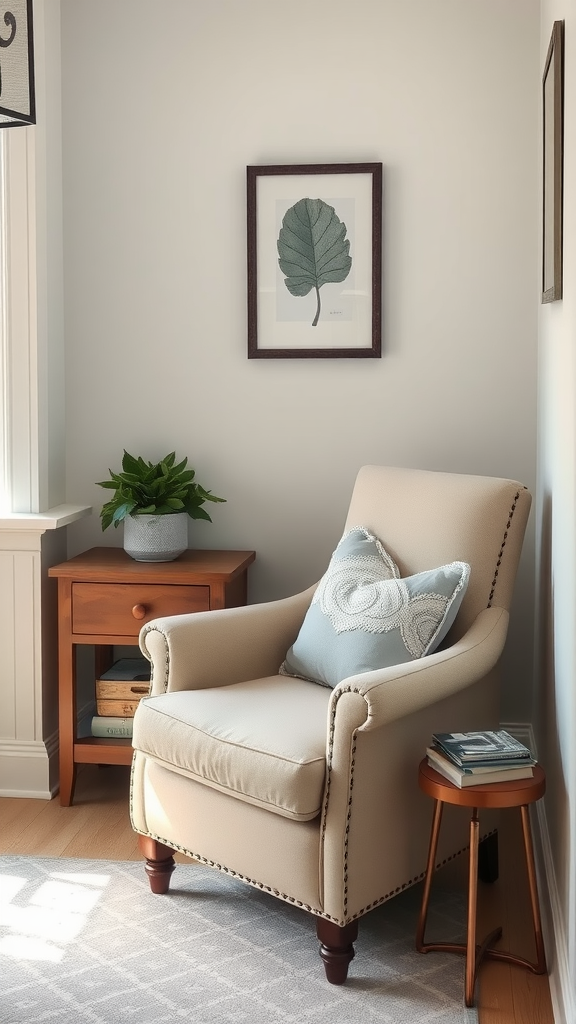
91;657;150;738
426;730;536;788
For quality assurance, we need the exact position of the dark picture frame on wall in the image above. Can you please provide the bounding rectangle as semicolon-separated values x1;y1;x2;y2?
542;20;564;303
247;162;382;358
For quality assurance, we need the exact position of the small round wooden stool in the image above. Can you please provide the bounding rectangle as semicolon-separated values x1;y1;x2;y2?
416;758;547;1007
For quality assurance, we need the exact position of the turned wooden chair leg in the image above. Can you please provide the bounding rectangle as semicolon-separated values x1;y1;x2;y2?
316;917;359;984
138;834;176;894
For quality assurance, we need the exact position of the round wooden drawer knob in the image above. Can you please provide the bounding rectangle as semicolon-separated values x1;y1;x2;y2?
132;604;147;620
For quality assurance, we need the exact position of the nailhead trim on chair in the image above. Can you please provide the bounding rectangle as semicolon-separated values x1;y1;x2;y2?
487;489;522;608
349;842;472;921
130;751;488;927
320;685;481;921
321;683;367;920
136;569;508;926
136;636;427;922
140;827;338;919
140;626;171;693
129;757;340;923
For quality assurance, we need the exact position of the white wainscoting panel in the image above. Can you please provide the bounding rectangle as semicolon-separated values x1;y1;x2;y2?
0;534;48;796
0;508;89;798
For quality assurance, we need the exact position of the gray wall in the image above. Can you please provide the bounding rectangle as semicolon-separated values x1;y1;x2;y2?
60;0;539;722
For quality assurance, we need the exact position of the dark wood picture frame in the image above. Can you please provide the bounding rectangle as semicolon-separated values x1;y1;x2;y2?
542;20;564;303
247;162;382;358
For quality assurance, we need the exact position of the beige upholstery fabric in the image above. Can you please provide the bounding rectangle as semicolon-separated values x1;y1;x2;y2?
131;466;531;928
344;465;526;638
132;677;330;820
131;754;323;911
140;589;315;696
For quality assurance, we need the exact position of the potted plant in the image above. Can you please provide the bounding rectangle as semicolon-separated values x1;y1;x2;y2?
96;450;226;561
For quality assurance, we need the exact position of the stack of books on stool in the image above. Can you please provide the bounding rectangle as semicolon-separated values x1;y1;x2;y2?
91;657;150;738
426;730;536;788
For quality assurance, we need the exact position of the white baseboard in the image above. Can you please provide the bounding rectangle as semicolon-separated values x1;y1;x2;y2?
502;721;572;1024
0;701;95;799
534;794;574;1024
0;734;58;799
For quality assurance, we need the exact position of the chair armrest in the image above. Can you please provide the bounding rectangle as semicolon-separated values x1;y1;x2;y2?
139;586;315;694
320;606;509;921
328;605;509;735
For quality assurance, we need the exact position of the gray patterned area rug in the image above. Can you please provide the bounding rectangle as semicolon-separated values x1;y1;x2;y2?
0;856;478;1024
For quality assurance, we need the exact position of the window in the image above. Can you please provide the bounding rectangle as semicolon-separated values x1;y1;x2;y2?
0;134;9;511
0;128;37;514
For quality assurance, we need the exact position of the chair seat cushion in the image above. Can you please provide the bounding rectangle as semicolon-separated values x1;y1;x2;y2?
132;676;330;821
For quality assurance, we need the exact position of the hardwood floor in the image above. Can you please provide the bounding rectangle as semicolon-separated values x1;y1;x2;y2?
0;765;555;1023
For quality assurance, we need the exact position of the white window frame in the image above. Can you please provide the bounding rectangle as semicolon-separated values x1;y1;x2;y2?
0;127;38;514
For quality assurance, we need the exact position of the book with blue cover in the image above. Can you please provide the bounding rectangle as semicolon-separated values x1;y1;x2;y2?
426;746;535;787
431;730;533;767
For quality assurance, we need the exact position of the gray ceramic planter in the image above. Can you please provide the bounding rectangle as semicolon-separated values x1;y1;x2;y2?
123;512;188;562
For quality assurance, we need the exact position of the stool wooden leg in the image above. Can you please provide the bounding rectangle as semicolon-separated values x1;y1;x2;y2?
416;798;443;951
520;804;547;973
417;800;503;1008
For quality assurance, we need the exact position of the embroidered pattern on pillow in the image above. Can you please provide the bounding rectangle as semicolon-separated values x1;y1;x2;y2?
280;526;471;688
314;558;466;658
313;532;400;627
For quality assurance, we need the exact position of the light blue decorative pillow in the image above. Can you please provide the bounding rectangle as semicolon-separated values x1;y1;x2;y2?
280;527;470;689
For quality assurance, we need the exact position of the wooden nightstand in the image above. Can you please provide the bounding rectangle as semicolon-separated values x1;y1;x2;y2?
49;547;255;806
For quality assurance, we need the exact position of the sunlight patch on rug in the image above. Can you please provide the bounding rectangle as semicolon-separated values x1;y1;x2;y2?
0;868;112;963
0;856;478;1024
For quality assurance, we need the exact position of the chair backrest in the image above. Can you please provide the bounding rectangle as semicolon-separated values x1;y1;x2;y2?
344;465;531;637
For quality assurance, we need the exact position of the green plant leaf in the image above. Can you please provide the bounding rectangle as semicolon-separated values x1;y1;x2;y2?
121;451;141;475
196;484;226;503
172;457;190;477
95;479;120;490
95;450;226;530
189;505;213;522
117;472;146;486
100;509;114;531
277;198;352;326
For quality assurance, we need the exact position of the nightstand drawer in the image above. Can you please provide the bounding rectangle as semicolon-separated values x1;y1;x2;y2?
72;582;210;635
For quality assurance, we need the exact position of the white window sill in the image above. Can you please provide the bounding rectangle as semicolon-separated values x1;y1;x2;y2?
0;504;92;531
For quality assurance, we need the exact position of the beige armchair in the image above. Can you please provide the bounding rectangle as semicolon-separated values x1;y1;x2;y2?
130;465;531;982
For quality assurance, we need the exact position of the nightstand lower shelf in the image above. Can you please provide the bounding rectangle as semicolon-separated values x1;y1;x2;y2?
74;737;134;765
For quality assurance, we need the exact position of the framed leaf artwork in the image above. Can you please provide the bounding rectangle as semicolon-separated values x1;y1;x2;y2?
247;162;382;358
542;21;564;303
